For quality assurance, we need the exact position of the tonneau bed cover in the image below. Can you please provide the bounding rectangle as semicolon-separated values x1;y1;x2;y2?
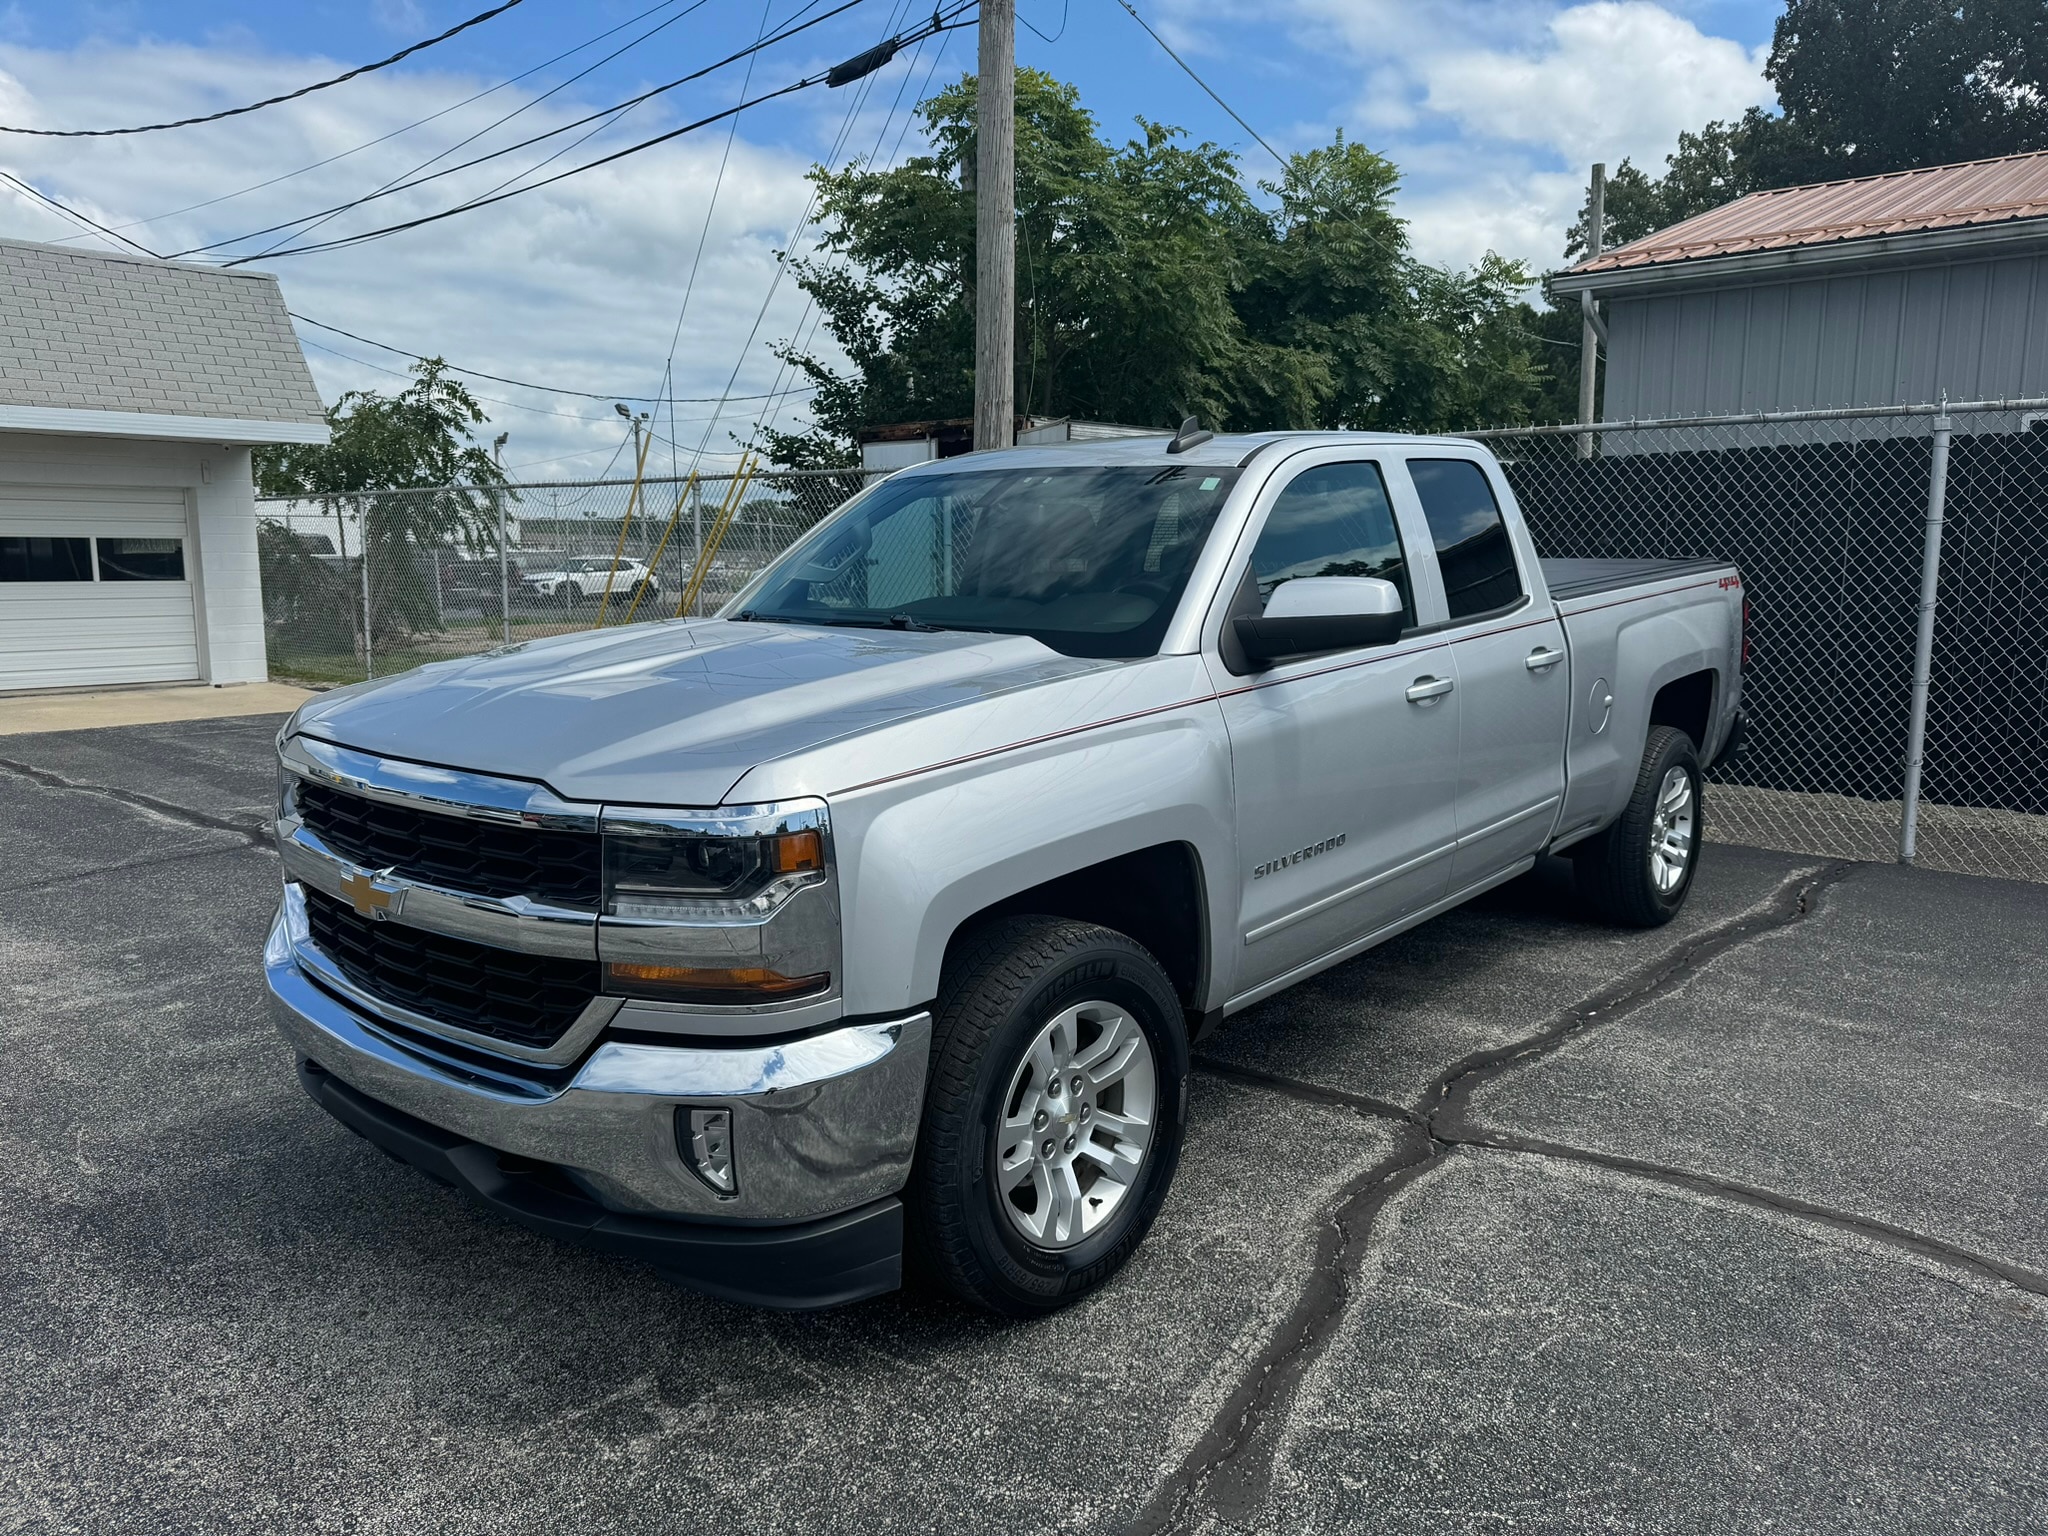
1541;557;1731;602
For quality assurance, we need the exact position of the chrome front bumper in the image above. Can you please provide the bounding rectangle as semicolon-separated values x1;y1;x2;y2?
264;900;931;1225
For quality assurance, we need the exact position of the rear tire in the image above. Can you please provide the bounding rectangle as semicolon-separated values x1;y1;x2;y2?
907;916;1189;1317
1573;725;1702;927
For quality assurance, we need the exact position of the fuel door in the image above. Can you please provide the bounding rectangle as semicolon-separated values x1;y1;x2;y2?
1587;677;1614;735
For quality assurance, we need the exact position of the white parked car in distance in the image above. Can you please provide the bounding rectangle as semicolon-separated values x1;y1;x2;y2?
522;555;660;605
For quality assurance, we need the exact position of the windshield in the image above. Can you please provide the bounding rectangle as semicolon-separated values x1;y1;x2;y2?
736;464;1240;658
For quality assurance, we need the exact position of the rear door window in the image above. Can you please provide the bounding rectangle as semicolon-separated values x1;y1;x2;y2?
1408;458;1522;620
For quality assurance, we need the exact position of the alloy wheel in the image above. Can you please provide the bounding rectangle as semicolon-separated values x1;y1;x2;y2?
1648;764;1696;893
991;1001;1157;1250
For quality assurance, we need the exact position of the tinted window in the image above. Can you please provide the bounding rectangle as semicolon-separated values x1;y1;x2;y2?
743;465;1239;659
1408;458;1521;619
0;536;93;581
96;537;185;582
1249;462;1412;622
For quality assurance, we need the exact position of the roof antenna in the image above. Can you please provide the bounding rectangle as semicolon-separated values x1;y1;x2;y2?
1165;415;1213;454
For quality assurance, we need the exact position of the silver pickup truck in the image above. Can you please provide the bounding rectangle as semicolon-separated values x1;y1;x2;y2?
265;428;1746;1315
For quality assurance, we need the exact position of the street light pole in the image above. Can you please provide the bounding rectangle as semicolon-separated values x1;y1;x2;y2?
972;0;1015;453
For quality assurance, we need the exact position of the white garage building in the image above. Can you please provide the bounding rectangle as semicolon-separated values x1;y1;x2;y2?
0;237;328;693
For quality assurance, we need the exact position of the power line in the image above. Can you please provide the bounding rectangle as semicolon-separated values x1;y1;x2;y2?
290;313;817;404
0;171;161;257
0;1;530;138
41;0;699;242
223;6;977;266
171;0;876;260
1018;0;1069;45
657;0;783;478
750;11;950;451
0;170;834;412
662;0;920;502
1107;0;1284;168
243;0;715;261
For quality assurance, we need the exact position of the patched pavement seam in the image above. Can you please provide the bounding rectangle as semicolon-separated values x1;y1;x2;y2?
1444;1130;2048;1299
0;753;274;848
1136;859;1878;1535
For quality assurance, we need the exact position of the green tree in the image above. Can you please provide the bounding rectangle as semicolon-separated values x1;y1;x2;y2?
762;70;1546;464
256;359;511;648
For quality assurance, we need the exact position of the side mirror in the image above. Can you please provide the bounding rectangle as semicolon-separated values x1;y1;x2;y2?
1233;576;1404;666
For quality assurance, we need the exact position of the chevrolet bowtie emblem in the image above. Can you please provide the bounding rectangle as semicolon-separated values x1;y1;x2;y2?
339;868;405;921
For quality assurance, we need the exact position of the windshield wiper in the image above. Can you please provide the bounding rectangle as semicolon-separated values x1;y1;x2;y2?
735;609;995;635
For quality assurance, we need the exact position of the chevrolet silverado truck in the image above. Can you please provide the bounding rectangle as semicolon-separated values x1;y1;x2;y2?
265;427;1746;1316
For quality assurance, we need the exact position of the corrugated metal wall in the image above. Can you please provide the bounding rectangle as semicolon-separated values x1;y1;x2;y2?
1604;248;2048;420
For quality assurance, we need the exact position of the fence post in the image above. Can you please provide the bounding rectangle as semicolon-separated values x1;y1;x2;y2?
691;479;703;616
361;510;376;682
1898;411;1952;864
497;491;511;645
1576;162;1605;461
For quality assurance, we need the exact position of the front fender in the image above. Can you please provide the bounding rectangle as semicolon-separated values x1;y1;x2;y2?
826;704;1237;1016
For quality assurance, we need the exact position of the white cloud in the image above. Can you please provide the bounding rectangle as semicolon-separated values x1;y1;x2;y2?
0;34;911;474
1173;0;1772;275
1418;2;1769;169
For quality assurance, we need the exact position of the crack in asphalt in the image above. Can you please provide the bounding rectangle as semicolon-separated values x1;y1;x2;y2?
1125;858;2030;1534
0;840;269;897
0;754;274;850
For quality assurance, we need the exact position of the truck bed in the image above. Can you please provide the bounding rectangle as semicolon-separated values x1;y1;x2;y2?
1541;557;1730;602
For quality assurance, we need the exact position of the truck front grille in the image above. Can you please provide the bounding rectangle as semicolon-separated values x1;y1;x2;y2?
303;886;601;1050
297;780;602;910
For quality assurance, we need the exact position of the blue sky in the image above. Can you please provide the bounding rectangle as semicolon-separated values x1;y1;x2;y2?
0;0;1783;474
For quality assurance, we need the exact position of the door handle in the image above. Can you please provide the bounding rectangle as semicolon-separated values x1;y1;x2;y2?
1525;647;1565;672
1406;676;1455;704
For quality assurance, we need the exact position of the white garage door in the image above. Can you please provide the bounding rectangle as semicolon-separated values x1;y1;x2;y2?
0;487;200;691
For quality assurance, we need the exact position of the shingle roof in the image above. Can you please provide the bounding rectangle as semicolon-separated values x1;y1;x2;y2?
1572;148;2048;275
0;237;326;423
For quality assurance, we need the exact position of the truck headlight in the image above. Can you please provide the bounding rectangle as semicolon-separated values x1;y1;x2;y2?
599;801;837;1006
603;820;823;920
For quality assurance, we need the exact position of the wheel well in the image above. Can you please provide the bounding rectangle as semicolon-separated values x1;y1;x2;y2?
943;843;1207;1009
1650;669;1715;751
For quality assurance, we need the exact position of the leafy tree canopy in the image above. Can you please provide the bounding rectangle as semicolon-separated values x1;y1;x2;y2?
761;70;1546;464
256;358;507;502
255;358;514;644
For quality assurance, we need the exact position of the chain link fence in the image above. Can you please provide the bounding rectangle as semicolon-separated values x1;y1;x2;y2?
258;404;2048;883
1467;400;2048;883
257;467;880;688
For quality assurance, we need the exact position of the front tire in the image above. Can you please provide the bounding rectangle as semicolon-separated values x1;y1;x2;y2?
908;916;1189;1317
1573;724;1703;927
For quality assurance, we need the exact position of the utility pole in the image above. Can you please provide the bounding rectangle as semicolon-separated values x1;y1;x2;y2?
1577;161;1606;460
972;0;1015;452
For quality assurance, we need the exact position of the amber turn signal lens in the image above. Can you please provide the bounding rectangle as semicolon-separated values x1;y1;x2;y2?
605;961;829;1002
770;828;824;874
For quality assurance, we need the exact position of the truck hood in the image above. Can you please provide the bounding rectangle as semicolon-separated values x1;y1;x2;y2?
292;618;1115;806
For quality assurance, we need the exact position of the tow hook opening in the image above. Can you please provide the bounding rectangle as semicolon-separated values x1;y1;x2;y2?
679;1107;738;1197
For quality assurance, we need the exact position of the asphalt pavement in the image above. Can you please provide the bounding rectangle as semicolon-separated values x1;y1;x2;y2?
2;717;2043;1535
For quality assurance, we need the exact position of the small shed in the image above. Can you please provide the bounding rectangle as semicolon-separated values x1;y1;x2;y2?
0;237;328;692
1552;150;2048;421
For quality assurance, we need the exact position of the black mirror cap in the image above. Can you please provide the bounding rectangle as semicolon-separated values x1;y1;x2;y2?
1233;609;1403;666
